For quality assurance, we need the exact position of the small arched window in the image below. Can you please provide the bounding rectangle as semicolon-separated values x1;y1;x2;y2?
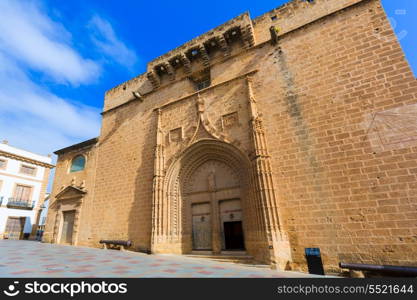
70;155;86;172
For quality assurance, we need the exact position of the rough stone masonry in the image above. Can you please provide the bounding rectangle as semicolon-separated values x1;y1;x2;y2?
43;0;417;274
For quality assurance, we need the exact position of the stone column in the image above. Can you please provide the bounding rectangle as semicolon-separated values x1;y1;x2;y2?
52;206;61;243
151;109;166;252
208;169;221;254
211;194;222;254
246;76;292;269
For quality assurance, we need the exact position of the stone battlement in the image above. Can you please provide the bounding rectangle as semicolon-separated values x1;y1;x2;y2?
147;12;254;71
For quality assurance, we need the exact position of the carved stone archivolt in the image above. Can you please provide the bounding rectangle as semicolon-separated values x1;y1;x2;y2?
159;140;251;252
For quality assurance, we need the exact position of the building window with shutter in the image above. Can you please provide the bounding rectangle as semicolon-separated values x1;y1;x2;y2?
13;184;32;202
0;159;6;170
20;164;37;176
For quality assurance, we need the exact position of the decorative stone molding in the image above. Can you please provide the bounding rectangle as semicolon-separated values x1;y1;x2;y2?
156;62;175;81
147;71;160;89
54;185;86;200
179;54;192;74
151;109;165;246
188;94;229;145
198;45;210;67
169;127;183;143
241;23;256;48
221;112;239;130
217;35;230;56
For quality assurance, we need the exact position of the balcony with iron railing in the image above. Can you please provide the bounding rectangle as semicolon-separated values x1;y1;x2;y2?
5;198;35;210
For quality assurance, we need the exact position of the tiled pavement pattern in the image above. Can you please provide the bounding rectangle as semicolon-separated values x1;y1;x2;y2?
0;240;323;278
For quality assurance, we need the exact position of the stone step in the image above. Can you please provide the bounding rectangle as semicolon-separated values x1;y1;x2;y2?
185;254;269;267
187;255;253;261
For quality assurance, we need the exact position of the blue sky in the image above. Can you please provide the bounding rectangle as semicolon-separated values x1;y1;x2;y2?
0;0;416;157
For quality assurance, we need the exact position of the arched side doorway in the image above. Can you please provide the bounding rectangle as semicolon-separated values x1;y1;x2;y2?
49;186;85;246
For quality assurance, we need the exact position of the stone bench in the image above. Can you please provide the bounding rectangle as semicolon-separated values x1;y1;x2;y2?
339;262;417;278
99;240;132;251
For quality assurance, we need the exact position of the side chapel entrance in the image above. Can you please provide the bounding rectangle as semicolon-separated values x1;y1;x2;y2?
60;210;75;244
50;185;85;246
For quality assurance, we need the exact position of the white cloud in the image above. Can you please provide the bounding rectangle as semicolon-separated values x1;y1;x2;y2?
88;15;138;69
0;52;101;156
0;0;100;85
0;0;138;161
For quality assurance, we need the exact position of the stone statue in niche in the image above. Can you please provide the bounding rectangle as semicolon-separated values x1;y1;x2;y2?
207;169;216;192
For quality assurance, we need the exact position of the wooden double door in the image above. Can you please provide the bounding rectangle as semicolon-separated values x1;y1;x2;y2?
192;203;212;250
191;200;245;251
5;217;25;240
60;210;75;245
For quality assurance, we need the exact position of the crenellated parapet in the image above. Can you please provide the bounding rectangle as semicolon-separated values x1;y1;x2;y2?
145;12;256;91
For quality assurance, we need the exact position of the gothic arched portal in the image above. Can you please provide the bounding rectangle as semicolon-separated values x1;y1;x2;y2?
152;139;269;257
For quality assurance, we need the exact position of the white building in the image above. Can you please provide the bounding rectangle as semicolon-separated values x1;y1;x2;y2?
0;141;54;240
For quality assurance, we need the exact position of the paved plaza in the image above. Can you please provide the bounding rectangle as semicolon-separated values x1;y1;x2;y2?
0;240;323;278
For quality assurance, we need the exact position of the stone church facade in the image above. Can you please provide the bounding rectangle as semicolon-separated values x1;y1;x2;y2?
44;0;417;273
